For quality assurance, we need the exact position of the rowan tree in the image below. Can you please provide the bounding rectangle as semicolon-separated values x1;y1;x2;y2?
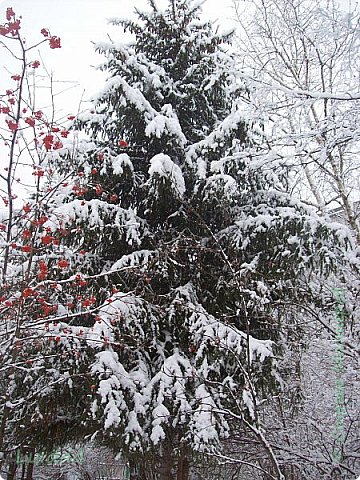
0;7;93;478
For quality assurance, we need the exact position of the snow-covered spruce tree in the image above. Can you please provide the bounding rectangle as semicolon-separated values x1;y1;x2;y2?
14;1;352;478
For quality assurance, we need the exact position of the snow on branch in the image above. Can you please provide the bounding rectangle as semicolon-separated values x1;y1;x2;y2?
243;73;360;101
148;153;186;197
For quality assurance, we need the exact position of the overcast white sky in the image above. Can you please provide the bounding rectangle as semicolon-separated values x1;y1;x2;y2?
0;0;237;115
1;0;353;116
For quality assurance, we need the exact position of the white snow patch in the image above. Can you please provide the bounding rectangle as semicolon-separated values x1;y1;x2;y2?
148;154;186;197
112;154;133;175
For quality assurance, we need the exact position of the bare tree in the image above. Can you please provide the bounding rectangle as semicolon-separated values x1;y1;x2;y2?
234;0;360;243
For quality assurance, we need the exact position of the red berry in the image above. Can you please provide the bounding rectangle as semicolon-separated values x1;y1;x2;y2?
22;229;32;240
58;259;69;269
118;139;128;148
22;287;34;298
41;235;52;245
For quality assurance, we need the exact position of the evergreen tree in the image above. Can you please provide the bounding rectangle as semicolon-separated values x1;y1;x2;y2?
8;1;352;479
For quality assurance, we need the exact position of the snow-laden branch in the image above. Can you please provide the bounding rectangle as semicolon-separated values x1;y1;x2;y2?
241;72;360;101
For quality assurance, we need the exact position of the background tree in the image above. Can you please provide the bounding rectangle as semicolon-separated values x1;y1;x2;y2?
230;0;360;477
234;0;360;243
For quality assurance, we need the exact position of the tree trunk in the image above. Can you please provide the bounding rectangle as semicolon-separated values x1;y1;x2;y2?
158;453;174;480
20;458;26;480
176;453;189;480
6;459;17;480
25;447;35;480
0;405;10;472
